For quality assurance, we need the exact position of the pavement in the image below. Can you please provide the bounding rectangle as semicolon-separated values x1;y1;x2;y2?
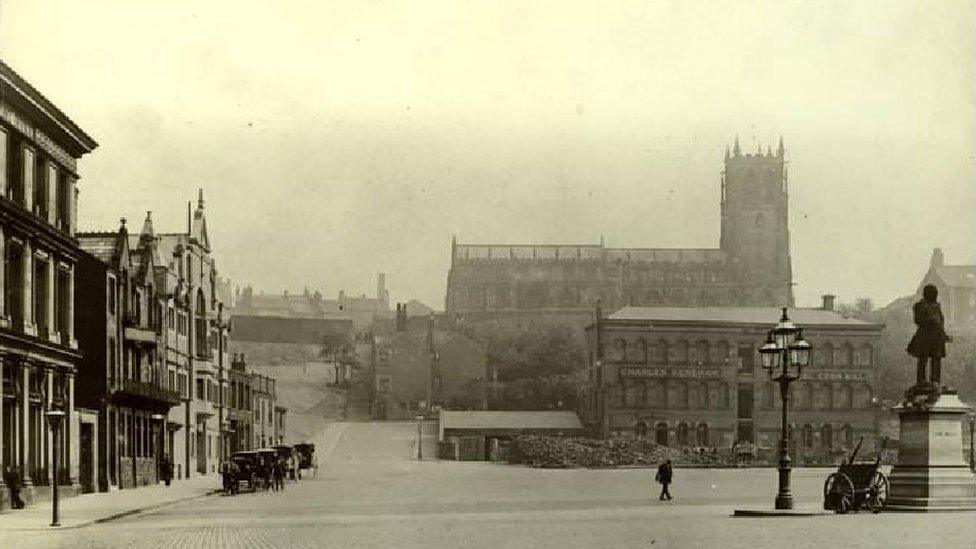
1;421;975;548
0;473;222;531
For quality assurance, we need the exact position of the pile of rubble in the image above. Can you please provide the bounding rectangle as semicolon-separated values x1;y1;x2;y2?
509;436;722;468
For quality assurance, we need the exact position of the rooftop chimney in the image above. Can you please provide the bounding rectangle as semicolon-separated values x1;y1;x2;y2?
931;248;945;269
822;294;836;312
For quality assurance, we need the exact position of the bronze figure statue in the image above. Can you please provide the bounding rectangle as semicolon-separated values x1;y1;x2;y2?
906;284;951;389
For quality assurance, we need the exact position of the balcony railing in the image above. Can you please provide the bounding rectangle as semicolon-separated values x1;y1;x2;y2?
114;378;181;405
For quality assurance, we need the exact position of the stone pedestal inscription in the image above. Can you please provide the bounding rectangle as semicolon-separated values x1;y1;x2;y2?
888;393;976;511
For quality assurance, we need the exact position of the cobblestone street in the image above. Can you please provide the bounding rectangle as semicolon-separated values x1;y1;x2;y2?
0;421;972;548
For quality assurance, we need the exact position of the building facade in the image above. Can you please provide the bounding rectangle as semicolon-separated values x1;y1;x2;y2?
446;139;793;315
0;59;97;509
155;192;231;478
251;373;276;448
918;248;975;332
76;219;180;491
583;300;884;464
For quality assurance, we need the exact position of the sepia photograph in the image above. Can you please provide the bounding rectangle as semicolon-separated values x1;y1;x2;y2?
0;1;974;547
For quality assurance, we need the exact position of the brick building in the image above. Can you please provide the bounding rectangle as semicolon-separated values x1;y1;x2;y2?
76;218;180;491
0;59;97;509
583;299;884;464
446;139;794;316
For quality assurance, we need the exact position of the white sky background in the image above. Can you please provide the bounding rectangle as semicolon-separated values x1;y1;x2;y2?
1;1;973;309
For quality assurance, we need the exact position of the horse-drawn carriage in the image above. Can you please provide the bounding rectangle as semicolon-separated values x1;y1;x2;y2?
294;442;316;470
226;450;262;493
823;438;889;514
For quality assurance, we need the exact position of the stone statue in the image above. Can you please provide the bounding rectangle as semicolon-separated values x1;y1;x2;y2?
906;284;951;392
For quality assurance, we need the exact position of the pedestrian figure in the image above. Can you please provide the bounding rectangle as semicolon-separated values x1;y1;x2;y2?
655;459;673;501
907;284;951;389
3;464;25;509
160;454;173;487
221;460;238;495
274;458;285;492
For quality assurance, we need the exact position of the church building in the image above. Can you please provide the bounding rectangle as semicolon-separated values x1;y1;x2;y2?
446;138;794;315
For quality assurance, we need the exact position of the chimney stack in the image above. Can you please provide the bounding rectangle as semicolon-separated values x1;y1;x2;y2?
930;248;945;269
822;294;836;312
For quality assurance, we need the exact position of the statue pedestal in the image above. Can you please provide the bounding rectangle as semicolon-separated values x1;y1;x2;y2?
888;392;976;511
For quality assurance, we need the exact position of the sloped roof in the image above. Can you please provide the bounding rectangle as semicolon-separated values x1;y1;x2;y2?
440;411;583;431
607;306;874;326
930;265;976;289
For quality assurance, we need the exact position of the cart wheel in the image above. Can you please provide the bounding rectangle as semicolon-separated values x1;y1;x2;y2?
868;472;889;513
824;472;855;514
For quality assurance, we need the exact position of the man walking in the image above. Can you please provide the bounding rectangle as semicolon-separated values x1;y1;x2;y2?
655;459;674;501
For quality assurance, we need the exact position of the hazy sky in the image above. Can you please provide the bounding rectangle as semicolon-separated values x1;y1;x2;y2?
2;1;973;309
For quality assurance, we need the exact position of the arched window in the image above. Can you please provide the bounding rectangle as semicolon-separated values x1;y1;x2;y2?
716;341;731;364
676;423;689;446
635;421;649;441
841;424;853;446
673;340;688;364
854;344;873;367
613;338;627;361
697;423;709;446
631;339;648;363
833;343;852;366
655;340;669;364
695;340;709;365
821;424;833;448
655;423;669;445
802;425;814;448
195;289;207;355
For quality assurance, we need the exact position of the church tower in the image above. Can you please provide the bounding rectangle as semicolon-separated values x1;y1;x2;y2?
720;136;794;306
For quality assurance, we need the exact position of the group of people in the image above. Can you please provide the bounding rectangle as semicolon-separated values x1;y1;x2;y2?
220;454;299;495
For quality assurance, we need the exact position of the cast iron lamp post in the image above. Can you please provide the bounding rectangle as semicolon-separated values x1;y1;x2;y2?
45;409;66;527
759;307;812;510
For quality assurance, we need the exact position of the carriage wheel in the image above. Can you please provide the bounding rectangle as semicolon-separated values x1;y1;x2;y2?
824;472;854;514
867;472;889;513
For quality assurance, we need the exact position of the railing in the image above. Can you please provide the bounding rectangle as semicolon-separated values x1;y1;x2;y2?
116;378;181;404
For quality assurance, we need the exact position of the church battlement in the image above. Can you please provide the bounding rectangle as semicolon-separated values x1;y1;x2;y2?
446;139;794;313
453;243;726;265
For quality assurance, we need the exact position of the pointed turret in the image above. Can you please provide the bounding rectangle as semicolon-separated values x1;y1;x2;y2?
733;135;741;157
140;211;155;245
777;135;785;157
197;188;205;210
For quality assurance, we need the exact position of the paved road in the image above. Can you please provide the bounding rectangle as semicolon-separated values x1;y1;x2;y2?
5;421;975;548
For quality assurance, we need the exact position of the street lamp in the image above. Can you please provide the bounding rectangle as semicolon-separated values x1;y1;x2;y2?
758;307;812;510
45;409;66;527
